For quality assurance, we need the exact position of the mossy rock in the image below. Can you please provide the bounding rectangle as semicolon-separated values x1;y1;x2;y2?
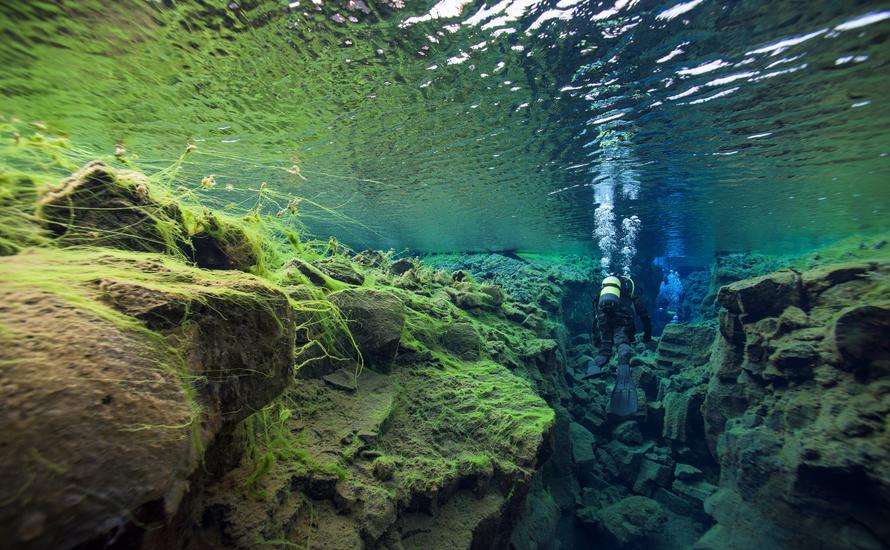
313;258;365;285
330;288;405;372
37;161;188;254
187;210;262;273
443;322;482;361
35;162;271;275
0;248;296;550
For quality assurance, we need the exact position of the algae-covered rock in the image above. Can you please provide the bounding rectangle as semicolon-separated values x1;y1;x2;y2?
0;171;46;255
580;495;667;546
313;257;366;285
717;270;802;321
701;260;890;549
38;161;187;254
390;257;415;275
613;420;644;446
830;303;890;374
443;321;481;360
36;162;270;274
329;288;405;371
0;248;295;550
633;458;674;496
187;210;266;273
662;386;706;442
570;422;596;468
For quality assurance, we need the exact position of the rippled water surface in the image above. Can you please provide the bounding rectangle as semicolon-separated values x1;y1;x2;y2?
2;0;889;257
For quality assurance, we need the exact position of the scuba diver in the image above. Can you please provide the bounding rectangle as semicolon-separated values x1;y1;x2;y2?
584;273;652;416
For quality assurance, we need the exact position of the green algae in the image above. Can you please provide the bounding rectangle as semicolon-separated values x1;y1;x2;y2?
0;170;49;255
0;151;560;544
243;399;349;492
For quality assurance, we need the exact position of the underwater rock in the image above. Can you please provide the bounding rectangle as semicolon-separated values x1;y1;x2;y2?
329;288;404;372
699;260;890;549
717;270;802;322
313;257;366;285
580;495;667;547
633;458;673;497
674;463;704;482
0;248;295;550
672;479;717;509
36;162;268;274
37;161;188;254
353;249;387;268
389;257;414;275
656;324;715;370
0;171;46;255
480;283;505;306
187;211;263;273
613;420;644;446
830;304;890;374
443;321;481;361
570;422;597;468
423;252;597;306
662;386;705;443
284;257;338;288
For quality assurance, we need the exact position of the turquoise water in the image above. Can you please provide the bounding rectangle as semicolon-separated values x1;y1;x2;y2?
2;0;889;260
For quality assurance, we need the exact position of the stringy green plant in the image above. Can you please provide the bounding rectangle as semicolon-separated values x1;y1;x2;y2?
242;398;348;492
0;122;379;493
0;170;51;255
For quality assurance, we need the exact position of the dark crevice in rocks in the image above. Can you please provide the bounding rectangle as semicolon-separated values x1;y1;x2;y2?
190;233;236;270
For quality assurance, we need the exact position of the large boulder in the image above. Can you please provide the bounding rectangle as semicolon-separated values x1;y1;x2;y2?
329;288;405;372
443;321;481;361
313;258;366;285
830;304;890;375
662;386;705;443
37;161;187;254
0;248;295;550
36;162;267;274
704;261;890;549
716;270;802;322
570;422;597;468
579;496;666;546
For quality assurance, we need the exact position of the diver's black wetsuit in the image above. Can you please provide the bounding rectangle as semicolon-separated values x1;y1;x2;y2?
591;281;652;369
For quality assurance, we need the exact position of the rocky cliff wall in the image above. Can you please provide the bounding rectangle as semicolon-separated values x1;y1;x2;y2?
463;252;889;550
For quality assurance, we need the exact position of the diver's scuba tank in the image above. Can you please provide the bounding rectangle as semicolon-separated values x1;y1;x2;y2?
598;275;622;310
598;274;636;310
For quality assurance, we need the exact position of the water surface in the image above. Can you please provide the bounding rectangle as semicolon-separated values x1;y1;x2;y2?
2;0;889;260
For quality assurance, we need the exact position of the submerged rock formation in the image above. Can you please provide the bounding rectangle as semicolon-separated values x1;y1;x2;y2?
0;163;557;549
0;248;295;549
2;161;889;550
700;262;890;549
509;256;890;549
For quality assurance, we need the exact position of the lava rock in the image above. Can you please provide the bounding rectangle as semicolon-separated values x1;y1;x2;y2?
633;458;673;496
674;463;703;482
613;420;644;446
580;496;667;546
390;258;415;275
443;322;481;361
717;270;802;322
314;259;366;285
329;288;405;372
830;304;890;374
570;422;597;468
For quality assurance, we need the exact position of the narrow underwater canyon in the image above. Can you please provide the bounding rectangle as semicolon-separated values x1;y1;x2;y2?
1;162;888;550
